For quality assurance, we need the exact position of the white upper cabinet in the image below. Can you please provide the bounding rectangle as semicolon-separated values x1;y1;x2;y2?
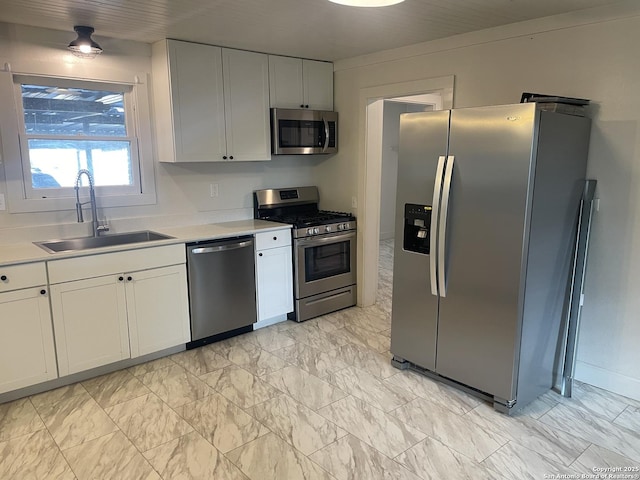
222;48;271;161
302;60;334;111
268;56;304;109
269;56;334;111
152;39;270;162
168;41;226;162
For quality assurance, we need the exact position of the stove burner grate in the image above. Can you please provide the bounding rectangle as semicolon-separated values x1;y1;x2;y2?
266;210;355;228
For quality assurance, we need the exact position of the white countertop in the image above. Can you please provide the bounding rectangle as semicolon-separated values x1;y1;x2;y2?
0;219;291;267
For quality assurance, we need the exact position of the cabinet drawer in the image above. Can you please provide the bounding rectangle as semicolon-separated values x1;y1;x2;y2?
48;244;186;284
255;230;291;250
0;262;47;293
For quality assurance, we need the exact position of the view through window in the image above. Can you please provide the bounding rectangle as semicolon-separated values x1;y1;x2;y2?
20;83;136;192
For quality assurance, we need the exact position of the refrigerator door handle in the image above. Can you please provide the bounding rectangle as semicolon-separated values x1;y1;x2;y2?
438;155;455;297
430;155;446;296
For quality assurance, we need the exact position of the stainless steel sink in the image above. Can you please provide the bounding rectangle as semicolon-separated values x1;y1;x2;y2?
34;230;174;254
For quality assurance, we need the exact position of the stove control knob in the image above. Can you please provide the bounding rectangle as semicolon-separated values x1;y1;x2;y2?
313;227;319;234
337;223;344;231
307;228;314;236
325;226;332;233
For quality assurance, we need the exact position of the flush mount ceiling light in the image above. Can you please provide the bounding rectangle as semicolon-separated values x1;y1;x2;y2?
328;0;404;6
68;26;103;58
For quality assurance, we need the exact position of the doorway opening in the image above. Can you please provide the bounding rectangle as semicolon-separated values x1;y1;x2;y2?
357;77;454;308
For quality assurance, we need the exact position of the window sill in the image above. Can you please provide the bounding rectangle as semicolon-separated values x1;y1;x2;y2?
5;192;157;214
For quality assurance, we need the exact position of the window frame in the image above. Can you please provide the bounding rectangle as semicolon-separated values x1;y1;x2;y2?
0;68;157;213
15;75;141;199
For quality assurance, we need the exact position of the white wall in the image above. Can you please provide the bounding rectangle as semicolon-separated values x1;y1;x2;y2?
317;4;640;400
379;102;404;241
0;23;321;242
379;101;431;241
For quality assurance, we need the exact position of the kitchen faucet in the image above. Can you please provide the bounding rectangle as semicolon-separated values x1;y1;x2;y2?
74;169;109;237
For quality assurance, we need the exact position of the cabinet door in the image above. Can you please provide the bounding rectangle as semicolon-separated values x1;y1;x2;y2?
303;60;334;111
268;55;304;108
126;265;191;357
0;288;57;394
51;276;129;376
168;40;227;162
256;246;293;321
222;48;271;161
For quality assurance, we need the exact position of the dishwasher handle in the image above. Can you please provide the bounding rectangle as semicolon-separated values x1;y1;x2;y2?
191;239;253;254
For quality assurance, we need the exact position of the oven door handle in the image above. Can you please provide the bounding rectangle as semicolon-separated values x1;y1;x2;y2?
296;231;356;246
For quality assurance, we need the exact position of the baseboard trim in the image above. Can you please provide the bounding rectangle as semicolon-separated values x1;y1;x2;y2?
0;344;185;404
253;314;288;330
575;360;640;402
379;231;395;241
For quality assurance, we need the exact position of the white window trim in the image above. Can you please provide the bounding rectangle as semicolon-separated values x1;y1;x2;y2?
15;75;141;199
0;64;157;213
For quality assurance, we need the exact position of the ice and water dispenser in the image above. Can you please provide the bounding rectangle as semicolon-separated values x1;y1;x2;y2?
403;203;432;254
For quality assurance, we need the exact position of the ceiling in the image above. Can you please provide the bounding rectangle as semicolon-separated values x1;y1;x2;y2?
0;0;623;61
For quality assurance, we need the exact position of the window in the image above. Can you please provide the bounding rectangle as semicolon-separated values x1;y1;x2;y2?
17;78;140;198
0;71;156;213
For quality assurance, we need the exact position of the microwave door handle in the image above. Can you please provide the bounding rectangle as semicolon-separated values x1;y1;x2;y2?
322;118;330;152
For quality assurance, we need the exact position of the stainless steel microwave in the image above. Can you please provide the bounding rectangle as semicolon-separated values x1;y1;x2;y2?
271;108;338;155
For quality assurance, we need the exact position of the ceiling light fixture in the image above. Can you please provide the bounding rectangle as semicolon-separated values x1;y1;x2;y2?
68;26;103;58
328;0;405;6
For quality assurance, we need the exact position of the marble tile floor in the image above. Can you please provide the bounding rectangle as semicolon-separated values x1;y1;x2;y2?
1;239;640;479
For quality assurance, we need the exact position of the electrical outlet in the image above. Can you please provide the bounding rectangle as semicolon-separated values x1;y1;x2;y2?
594;198;600;212
210;183;219;198
0;193;5;211
351;196;358;209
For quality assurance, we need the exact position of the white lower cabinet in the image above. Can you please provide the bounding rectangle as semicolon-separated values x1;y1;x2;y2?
126;265;190;357
0;285;58;394
255;230;293;324
48;245;190;377
51;276;129;376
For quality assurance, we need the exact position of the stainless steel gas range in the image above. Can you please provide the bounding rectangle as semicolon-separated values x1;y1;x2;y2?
254;186;357;322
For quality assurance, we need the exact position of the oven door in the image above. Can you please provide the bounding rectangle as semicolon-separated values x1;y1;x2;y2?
295;230;356;299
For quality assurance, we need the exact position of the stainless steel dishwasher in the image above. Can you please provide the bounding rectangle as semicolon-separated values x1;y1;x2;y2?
186;236;256;348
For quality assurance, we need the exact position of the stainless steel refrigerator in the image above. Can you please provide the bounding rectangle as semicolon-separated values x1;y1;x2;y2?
390;103;591;414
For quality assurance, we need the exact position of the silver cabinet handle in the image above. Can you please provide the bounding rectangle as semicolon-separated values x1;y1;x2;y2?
191;240;253;254
438;155;455;297
430;155;446;296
